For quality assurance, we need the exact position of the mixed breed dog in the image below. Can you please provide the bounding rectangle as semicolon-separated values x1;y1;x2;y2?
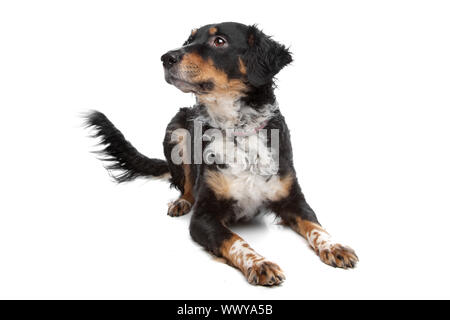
85;22;358;286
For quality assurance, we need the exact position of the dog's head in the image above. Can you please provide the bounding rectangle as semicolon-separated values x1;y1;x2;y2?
161;22;292;101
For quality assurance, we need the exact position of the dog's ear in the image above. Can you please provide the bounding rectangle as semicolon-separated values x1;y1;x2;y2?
242;25;293;87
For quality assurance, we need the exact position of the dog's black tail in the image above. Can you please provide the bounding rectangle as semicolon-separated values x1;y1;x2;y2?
84;110;170;183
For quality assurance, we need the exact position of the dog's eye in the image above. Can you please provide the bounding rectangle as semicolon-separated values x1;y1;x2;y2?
212;36;227;48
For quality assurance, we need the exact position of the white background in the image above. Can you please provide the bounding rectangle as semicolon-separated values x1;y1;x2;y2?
0;0;449;299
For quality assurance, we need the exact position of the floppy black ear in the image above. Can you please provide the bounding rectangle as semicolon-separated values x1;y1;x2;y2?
242;25;293;87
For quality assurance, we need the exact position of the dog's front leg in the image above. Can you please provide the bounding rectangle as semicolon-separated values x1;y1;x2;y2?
272;182;359;269
189;191;285;286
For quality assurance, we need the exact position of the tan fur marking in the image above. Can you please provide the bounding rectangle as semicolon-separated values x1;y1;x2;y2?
180;53;247;96
209;27;218;35
205;170;231;200
220;234;242;263
238;57;247;75
167;163;195;217
181;164;195;204
293;217;327;239
220;234;257;274
291;217;358;268
179;52;248;114
268;173;294;201
191;28;198;36
220;234;285;285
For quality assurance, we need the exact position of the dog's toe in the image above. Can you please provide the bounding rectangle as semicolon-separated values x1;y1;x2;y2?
246;260;285;286
317;244;358;269
167;199;192;217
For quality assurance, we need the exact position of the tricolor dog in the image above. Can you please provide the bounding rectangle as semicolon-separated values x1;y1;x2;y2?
85;22;358;286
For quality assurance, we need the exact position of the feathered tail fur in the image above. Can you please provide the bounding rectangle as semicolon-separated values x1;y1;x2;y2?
84;111;170;183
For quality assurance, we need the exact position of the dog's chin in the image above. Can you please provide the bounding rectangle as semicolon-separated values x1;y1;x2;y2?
164;71;213;94
169;77;200;93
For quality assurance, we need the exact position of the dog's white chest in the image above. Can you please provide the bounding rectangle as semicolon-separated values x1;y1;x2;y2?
224;169;282;221
197;102;288;221
207;134;285;221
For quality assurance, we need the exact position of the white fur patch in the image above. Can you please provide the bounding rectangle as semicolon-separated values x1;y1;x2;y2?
306;229;334;252
196;99;278;131
229;239;265;271
197;95;242;129
223;171;289;221
196;103;284;221
203;129;279;176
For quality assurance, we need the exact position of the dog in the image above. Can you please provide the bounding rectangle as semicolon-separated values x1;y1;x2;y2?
85;22;358;286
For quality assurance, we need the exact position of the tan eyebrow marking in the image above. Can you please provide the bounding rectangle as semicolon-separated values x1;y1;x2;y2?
209;27;218;35
191;28;198;36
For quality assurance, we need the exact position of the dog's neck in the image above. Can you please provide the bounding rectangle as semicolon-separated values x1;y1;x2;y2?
195;93;278;131
196;94;243;129
194;82;277;129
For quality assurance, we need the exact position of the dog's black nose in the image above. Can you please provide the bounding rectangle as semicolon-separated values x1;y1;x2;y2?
161;51;182;69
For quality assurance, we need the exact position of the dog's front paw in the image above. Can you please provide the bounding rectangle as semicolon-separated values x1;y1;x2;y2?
316;244;358;269
246;260;285;286
167;199;192;217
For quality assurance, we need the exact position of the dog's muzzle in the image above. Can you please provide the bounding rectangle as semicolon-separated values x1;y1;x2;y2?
161;50;183;69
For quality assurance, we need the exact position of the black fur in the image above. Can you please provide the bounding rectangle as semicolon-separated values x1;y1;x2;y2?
242;25;293;88
170;22;292;107
86;22;356;285
84;110;169;182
